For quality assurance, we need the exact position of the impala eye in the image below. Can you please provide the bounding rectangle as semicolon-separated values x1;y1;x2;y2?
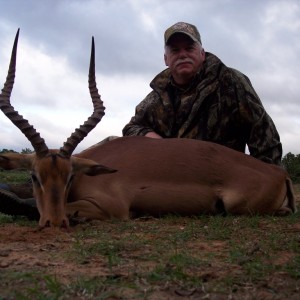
31;173;41;187
67;174;75;188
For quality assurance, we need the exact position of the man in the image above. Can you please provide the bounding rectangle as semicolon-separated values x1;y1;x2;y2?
123;22;282;165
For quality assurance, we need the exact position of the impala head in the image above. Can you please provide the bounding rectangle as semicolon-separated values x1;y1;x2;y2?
0;29;116;228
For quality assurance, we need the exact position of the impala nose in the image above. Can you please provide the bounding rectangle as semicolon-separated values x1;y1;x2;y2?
39;216;69;229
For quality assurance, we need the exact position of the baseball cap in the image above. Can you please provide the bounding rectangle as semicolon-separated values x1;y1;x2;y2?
164;22;202;45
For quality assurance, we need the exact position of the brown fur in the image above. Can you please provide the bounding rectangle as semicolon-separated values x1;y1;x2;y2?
68;136;296;220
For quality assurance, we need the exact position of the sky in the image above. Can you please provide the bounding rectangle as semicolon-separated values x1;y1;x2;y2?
0;0;299;155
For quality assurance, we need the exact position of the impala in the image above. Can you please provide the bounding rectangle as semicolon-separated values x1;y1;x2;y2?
0;30;296;228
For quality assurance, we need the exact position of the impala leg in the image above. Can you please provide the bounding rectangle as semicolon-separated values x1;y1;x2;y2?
0;188;39;220
66;199;130;221
274;203;294;216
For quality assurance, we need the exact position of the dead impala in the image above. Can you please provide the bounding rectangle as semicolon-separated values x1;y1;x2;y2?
0;30;296;228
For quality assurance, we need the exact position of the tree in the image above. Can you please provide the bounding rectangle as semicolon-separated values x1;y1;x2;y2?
282;152;300;183
0;149;17;153
21;148;34;154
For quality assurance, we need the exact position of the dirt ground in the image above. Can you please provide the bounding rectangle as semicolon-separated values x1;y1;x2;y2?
0;185;300;299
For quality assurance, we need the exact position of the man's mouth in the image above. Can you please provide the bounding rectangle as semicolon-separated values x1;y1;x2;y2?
175;59;193;67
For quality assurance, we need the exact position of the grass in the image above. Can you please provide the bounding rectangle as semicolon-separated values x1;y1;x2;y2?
0;212;36;226
0;168;30;184
1;213;300;298
0;170;300;299
68;214;300;297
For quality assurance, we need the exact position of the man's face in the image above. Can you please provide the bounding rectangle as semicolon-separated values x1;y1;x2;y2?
164;33;205;86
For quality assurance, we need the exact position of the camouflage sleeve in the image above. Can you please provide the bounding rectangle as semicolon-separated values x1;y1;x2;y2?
234;71;282;165
122;91;158;137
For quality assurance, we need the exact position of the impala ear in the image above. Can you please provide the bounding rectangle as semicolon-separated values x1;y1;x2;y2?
83;164;118;176
71;156;117;176
0;153;34;170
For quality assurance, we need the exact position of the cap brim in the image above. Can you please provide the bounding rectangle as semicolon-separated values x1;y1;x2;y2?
165;31;198;45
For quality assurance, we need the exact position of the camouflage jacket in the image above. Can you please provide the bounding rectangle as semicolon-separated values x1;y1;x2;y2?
122;52;282;165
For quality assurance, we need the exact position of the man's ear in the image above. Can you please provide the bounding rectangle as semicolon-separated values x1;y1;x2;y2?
164;53;168;66
201;48;206;59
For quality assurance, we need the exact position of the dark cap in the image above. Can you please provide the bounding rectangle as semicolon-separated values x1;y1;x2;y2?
164;22;202;45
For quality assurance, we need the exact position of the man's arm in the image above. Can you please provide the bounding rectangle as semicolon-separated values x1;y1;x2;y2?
235;72;282;165
122;91;163;138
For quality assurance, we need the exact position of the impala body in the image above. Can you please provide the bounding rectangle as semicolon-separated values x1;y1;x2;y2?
68;136;295;220
0;30;296;228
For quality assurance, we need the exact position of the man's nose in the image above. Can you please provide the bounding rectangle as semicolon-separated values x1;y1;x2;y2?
178;49;188;58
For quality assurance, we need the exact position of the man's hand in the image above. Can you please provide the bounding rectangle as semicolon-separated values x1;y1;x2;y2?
145;132;163;139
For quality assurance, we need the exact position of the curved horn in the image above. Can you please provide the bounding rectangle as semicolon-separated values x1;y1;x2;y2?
59;37;105;158
0;29;49;158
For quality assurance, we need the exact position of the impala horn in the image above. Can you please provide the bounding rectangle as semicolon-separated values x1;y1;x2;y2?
0;29;105;159
0;29;49;158
59;36;105;158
